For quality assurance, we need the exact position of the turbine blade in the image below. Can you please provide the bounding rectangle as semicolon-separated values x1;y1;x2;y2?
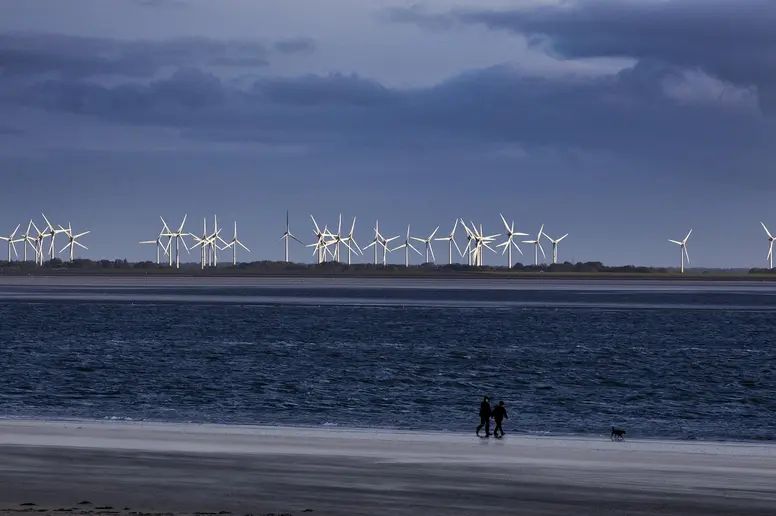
538;242;546;259
762;222;773;239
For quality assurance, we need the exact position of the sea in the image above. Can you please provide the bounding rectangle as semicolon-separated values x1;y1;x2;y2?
0;277;774;441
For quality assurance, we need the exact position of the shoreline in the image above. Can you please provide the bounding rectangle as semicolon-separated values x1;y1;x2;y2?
1;419;775;515
1;416;773;446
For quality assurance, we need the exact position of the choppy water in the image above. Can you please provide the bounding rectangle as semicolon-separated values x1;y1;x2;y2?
1;280;775;441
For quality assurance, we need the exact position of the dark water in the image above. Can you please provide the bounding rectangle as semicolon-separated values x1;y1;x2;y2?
1;282;775;440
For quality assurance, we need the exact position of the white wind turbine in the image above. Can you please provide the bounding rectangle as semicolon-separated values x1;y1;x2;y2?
41;213;67;261
542;231;569;264
341;216;362;265
435;219;462;265
308;215;334;264
139;219;172;265
364;220;385;266
58;223;89;262
761;222;775;269
460;220;475;265
328;214;356;263
280;211;303;262
465;221;499;267
161;215;190;269
392;224;422;266
412;226;439;264
522;224;546;266
668;229;692;274
224;221;250;265
190;217;213;269
19;220;37;262
210;215;231;267
0;224;23;262
30;221;48;265
496;214;528;268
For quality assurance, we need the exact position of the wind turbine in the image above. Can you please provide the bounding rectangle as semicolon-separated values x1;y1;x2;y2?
412;226;439;264
209;215;231;267
30;221;48;265
327;214;355;263
19;220;37;262
522;224;546;266
496;214;528;268
41;213;66;261
392;224;422;266
466;221;499;266
668;229;692;274
280;211;303;262
0;224;23;262
435;219;462;265
364;220;385;266
460;220;474;265
58;223;89;262
140;219;172;265
761;222;775;269
224;221;250;265
308;215;334;264
341;216;362;265
542;231;569;264
161;215;190;269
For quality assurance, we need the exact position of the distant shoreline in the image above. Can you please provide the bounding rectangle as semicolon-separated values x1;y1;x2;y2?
0;269;775;281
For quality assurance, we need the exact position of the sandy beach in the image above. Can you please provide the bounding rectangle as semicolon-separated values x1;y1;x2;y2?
0;420;774;515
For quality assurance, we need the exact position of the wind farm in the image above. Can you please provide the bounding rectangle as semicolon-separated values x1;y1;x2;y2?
2;211;776;278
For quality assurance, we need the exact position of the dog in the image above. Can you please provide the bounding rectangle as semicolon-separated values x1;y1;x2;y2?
610;427;626;441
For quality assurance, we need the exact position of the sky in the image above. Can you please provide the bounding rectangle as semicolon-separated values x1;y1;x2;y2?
1;0;775;268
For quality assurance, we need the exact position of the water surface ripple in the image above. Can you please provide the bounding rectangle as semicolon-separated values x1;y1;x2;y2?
0;283;774;441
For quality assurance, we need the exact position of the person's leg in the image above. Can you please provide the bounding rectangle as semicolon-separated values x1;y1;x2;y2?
494;420;503;437
476;417;487;435
485;417;491;436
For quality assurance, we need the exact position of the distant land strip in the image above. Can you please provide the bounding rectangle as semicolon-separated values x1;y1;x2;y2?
0;259;774;280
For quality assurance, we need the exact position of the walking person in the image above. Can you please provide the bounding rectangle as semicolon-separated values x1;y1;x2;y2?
492;401;508;438
476;396;492;437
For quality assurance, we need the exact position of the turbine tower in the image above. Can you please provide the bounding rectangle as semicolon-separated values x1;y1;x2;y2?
542;231;569;264
308;215;334;264
280;211;303;262
58;223;89;262
392;224;422;266
224;221;250;266
140;219;172;265
412;226;439;264
669;229;692;273
522;224;546;266
496;214;528;268
435;219;462;265
761;222;775;269
0;224;23;262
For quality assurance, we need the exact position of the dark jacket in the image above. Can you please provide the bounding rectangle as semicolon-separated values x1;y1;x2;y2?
492;405;508;421
479;401;491;418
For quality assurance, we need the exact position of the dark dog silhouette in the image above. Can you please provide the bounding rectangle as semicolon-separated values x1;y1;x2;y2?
611;427;626;441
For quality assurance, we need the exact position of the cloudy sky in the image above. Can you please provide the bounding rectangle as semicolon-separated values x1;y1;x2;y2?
1;0;775;267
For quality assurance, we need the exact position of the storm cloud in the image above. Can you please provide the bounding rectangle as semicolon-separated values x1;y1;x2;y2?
389;0;776;114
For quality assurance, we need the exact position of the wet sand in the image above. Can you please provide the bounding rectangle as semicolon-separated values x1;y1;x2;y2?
0;420;774;515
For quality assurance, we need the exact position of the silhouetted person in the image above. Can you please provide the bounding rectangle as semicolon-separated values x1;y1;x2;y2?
476;396;491;437
492;401;508;438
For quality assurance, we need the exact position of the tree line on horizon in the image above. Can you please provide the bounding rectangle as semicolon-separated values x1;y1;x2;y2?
0;258;764;275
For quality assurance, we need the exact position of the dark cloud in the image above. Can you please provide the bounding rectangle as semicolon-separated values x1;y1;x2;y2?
0;32;313;80
9;57;773;176
274;37;316;55
389;0;776;114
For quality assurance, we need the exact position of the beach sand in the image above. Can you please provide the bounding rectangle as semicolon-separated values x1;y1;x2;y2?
0;420;774;516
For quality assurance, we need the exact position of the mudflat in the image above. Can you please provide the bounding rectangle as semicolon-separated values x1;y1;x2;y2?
0;420;774;516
